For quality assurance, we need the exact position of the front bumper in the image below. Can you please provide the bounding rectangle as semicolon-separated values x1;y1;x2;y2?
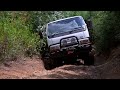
50;44;92;58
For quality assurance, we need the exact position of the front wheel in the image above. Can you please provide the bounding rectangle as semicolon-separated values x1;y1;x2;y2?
82;52;94;65
41;52;55;70
42;56;61;70
42;57;53;70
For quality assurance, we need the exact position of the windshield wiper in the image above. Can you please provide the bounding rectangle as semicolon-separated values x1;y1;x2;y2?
49;32;59;38
67;26;84;34
73;26;82;30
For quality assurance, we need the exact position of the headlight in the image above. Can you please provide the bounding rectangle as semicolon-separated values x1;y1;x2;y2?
71;37;77;43
61;40;67;47
50;44;60;52
80;39;90;44
61;37;78;47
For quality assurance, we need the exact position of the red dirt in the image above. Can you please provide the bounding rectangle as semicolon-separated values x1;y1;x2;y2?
0;46;120;79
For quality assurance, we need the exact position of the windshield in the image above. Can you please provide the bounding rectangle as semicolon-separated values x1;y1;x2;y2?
47;16;86;37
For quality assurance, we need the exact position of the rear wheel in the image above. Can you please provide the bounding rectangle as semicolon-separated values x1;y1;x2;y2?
63;55;77;65
54;57;63;67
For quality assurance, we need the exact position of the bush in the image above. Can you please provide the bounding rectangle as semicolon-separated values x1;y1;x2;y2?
93;11;120;53
0;11;40;61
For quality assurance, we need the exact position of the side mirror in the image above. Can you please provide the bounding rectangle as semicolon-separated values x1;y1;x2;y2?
38;31;43;39
42;31;47;37
85;20;93;30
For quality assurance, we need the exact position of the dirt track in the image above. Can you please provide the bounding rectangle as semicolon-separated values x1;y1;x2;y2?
0;56;99;79
0;46;120;79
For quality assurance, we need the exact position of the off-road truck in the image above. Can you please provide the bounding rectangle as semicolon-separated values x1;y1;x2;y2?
39;16;94;70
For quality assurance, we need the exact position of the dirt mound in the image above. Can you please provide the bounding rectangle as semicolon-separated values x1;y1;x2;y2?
95;46;120;79
0;56;99;79
0;56;47;79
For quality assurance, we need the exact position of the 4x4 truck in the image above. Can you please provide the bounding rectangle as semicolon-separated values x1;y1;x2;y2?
39;16;94;70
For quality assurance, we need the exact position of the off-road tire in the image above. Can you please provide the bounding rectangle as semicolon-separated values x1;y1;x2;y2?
42;57;53;70
82;52;94;65
42;56;62;70
41;51;54;70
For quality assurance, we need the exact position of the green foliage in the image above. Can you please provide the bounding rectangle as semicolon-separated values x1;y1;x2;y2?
1;11;119;61
29;11;90;32
0;11;40;61
93;11;120;53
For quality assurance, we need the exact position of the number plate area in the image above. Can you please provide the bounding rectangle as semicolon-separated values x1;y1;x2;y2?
66;46;75;54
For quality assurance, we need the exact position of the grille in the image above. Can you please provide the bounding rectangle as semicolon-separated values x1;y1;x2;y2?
61;37;78;47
